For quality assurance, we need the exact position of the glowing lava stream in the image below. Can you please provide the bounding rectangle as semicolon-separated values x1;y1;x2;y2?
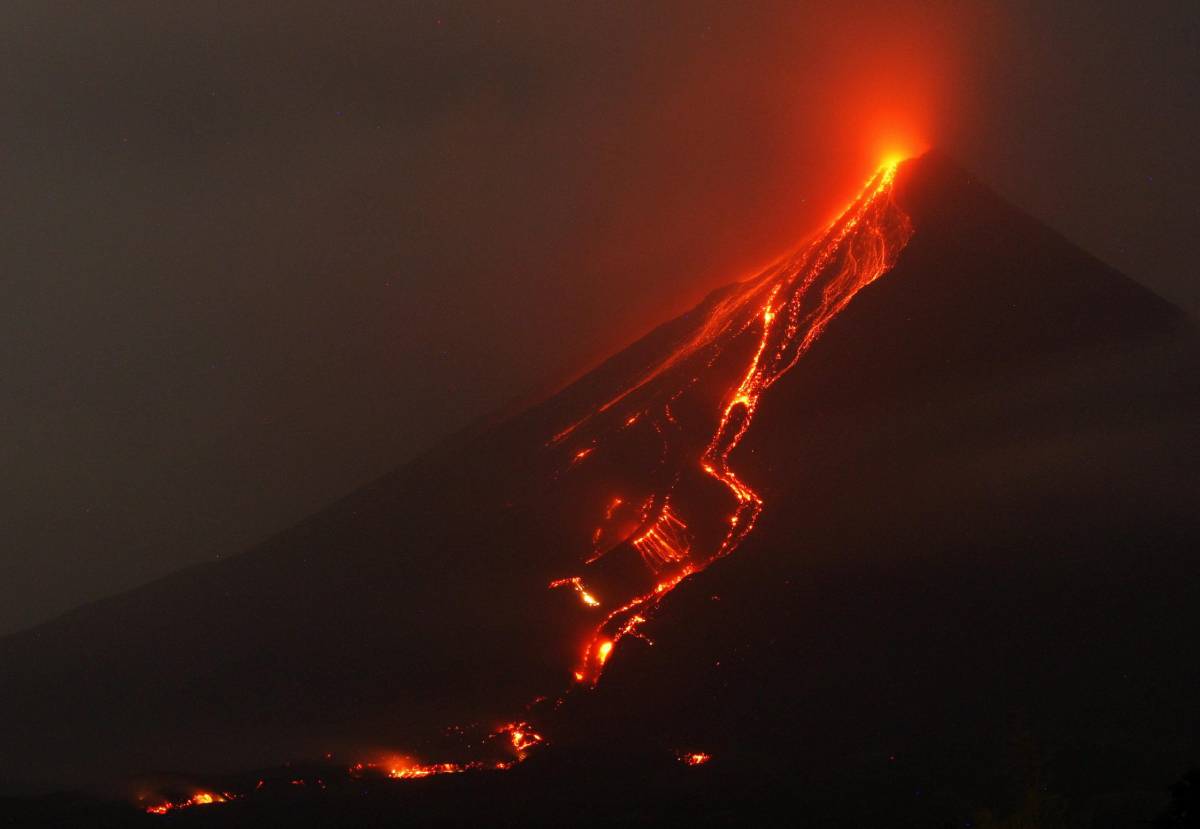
557;159;913;685
142;159;912;815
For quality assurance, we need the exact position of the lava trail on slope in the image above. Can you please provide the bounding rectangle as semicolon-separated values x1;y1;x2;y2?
545;160;913;687
136;160;914;815
0;157;920;818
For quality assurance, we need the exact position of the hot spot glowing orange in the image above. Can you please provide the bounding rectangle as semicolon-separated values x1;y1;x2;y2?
548;576;601;608
143;791;233;815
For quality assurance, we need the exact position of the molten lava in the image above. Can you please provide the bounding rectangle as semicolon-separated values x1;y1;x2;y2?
143;158;913;815
554;158;912;689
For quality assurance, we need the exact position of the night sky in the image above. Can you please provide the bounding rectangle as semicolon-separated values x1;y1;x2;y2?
3;0;1197;635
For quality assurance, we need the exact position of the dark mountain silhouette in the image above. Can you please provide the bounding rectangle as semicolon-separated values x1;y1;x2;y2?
2;152;1197;826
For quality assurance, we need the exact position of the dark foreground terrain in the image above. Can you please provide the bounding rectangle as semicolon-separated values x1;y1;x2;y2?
2;153;1198;826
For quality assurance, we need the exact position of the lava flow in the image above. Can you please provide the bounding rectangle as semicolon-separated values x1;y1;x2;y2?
554;158;913;687
142;157;912;815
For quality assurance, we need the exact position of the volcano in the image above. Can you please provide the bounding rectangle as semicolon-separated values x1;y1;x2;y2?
2;152;1198;825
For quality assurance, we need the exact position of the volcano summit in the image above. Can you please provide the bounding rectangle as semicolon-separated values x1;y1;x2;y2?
2;152;1197;826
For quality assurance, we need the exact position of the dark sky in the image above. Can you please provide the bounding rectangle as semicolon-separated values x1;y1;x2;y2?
2;0;1196;635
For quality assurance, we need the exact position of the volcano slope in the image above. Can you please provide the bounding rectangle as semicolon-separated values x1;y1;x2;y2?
1;152;1198;825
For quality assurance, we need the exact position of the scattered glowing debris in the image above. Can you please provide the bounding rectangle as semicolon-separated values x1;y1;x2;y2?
144;791;232;815
342;722;547;790
678;751;712;766
350;757;475;780
387;762;467;780
632;504;691;570
548;576;601;607
616;613;651;645
499;721;545;757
